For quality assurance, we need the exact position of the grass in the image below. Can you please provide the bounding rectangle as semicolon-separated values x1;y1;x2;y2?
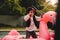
0;27;25;31
0;27;39;31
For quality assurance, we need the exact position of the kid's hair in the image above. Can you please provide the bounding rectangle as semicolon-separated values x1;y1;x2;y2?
26;7;37;15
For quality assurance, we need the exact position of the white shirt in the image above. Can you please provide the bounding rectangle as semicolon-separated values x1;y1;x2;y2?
24;14;41;31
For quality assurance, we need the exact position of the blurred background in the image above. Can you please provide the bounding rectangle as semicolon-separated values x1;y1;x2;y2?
0;0;58;38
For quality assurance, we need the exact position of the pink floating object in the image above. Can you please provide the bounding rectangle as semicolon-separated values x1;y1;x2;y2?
50;32;55;38
8;29;20;36
2;29;21;40
42;11;57;24
39;11;56;40
39;38;46;40
0;38;2;40
39;21;50;40
51;37;54;40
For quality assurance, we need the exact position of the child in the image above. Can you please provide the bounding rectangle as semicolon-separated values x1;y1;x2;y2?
24;7;41;38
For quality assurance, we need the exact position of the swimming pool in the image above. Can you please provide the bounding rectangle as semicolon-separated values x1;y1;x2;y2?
0;31;38;38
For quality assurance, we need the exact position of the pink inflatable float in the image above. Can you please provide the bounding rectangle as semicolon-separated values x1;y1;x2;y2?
0;38;2;40
39;11;57;40
2;29;22;40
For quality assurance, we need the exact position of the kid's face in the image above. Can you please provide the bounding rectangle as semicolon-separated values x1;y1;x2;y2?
30;8;35;14
30;10;34;16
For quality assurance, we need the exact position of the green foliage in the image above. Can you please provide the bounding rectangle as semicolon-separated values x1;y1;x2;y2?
0;0;57;16
37;2;57;15
7;0;26;16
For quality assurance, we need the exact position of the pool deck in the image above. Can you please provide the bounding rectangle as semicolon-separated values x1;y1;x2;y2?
0;27;39;32
0;27;54;32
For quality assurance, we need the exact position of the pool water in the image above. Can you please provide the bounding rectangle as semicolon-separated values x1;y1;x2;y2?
0;31;38;38
0;31;26;38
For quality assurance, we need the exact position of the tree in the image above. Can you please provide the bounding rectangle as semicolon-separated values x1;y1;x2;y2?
0;0;56;16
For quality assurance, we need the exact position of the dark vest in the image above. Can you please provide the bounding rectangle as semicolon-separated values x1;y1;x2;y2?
25;15;39;28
